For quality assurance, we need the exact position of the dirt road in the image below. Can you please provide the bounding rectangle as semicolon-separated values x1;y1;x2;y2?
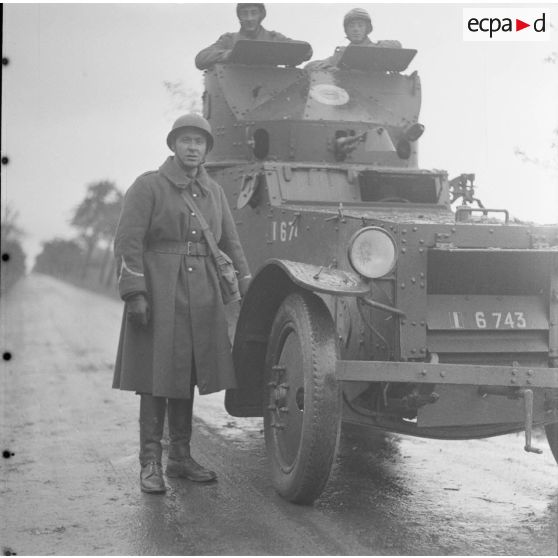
1;274;557;555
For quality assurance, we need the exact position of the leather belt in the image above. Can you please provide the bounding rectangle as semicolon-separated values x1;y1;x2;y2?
146;240;209;256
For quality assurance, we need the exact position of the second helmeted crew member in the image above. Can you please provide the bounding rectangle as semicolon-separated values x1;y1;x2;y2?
306;8;401;71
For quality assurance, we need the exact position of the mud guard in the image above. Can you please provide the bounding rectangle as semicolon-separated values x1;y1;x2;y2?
266;260;370;296
225;259;369;417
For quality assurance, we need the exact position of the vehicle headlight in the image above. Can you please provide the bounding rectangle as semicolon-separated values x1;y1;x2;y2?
348;227;397;279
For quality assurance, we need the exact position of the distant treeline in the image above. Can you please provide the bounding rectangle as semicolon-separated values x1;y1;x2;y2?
34;238;118;293
1;206;27;296
1;238;26;295
33;180;124;297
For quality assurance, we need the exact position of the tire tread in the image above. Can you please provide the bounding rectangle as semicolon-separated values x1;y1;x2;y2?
265;291;340;504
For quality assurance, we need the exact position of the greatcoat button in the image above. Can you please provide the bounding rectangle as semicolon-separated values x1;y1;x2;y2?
187;267;194;272
192;230;197;234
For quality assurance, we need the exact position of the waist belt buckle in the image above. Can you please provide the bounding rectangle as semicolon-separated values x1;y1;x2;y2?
187;241;194;256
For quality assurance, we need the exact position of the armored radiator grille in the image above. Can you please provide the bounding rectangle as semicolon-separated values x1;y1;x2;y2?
425;250;551;366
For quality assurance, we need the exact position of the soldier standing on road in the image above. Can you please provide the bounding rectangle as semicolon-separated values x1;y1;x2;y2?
113;113;251;494
306;8;401;71
195;3;311;70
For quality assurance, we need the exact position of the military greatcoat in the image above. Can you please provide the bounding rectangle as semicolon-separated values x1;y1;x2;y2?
195;26;300;70
112;156;250;399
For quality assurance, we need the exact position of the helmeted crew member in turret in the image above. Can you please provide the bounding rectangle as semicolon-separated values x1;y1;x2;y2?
113;113;251;494
344;7;375;46
305;8;401;71
195;3;311;70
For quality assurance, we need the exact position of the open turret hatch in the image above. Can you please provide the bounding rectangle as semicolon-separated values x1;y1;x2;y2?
227;39;312;66
338;45;417;72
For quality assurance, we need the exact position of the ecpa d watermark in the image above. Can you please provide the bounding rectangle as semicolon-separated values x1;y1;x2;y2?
463;8;550;41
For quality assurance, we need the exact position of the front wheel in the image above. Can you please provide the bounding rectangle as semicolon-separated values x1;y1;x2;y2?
264;291;340;505
545;422;558;463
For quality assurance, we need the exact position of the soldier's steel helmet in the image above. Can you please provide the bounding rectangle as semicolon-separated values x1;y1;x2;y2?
166;113;214;152
236;3;266;19
343;8;373;35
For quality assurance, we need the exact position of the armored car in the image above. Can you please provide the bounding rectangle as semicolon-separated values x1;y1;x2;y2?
202;40;558;504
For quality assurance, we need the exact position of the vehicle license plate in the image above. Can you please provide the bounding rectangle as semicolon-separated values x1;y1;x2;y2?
449;310;528;329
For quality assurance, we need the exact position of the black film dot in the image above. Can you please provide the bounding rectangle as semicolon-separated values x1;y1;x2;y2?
1;157;9;165
1;58;9;66
2;450;15;459
3;352;12;361
1;253;10;262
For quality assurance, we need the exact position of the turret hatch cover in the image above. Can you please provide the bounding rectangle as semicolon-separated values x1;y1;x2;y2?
338;45;417;72
228;39;312;66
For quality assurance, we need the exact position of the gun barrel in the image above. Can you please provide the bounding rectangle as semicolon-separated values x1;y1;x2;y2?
336;132;367;150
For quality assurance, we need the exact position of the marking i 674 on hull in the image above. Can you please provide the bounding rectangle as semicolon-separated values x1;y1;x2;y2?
270;220;299;243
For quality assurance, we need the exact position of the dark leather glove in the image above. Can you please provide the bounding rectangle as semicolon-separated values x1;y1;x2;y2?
127;293;150;327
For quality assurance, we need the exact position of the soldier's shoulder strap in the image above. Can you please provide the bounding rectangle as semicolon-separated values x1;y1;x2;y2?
138;170;157;178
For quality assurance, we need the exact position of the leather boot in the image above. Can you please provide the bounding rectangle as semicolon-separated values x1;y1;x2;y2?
140;462;165;494
139;395;167;493
166;397;217;482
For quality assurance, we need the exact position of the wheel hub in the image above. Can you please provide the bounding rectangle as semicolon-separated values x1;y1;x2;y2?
273;381;289;411
265;331;305;468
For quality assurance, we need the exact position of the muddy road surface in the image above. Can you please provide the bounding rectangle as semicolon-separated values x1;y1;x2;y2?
1;274;557;555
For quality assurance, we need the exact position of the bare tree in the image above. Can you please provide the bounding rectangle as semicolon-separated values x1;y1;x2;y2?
514;128;558;172
514;50;558;173
1;204;25;242
163;80;202;114
1;204;26;294
70;180;123;280
97;191;124;284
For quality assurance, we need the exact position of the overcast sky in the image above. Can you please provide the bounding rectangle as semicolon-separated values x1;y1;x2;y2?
2;2;557;262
